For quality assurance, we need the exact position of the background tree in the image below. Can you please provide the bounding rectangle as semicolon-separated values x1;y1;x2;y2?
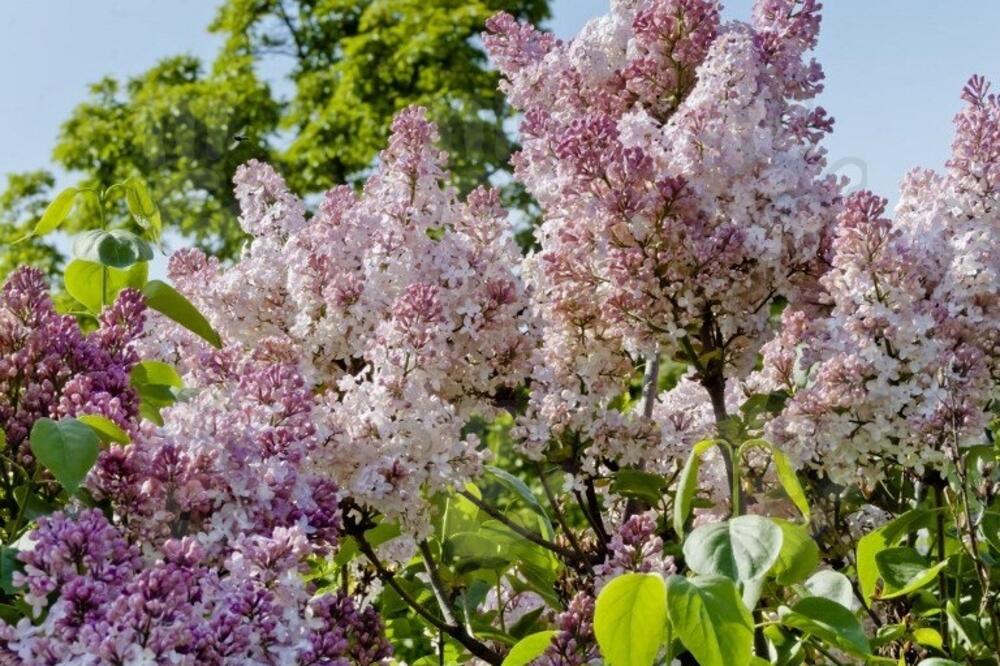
0;172;62;278
0;0;549;267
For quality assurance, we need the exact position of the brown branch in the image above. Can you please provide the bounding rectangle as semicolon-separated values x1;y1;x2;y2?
355;530;502;664
459;490;585;566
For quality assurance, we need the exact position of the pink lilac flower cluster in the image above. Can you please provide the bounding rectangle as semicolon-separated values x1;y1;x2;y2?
535;592;598;666
484;0;841;469
758;78;1000;484
157;106;533;535
5;510;390;664
90;352;344;552
0;267;144;458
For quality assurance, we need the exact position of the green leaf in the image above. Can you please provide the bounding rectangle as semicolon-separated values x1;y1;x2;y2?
912;627;943;650
666;574;754;666
130;361;183;388
612;469;667;506
874;547;947;600
143;280;222;348
917;659;962;666
501;630;556;666
779;597;870;657
64;259;148;313
0;548;19;595
77;414;130;444
594;573;667;666
771;519;819;585
804;570;856;610
485;466;553;538
682;515;783;583
73;229;153;269
333;523;401;568
33;187;78;236
739;439;810;521
29;418;100;494
13;485;54;522
981;509;1000;552
674;438;728;536
125;177;162;242
856;509;937;603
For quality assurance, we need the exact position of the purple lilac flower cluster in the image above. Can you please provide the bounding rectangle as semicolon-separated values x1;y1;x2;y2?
5;510;390;664
0;270;391;663
0;267;144;457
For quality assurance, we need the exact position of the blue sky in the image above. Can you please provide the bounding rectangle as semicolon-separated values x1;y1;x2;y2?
2;1;1000;206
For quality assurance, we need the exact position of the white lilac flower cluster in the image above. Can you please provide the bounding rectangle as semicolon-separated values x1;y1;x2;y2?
159;107;534;534
759;76;1000;484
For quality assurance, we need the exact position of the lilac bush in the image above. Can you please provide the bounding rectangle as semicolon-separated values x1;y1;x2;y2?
2;1;999;664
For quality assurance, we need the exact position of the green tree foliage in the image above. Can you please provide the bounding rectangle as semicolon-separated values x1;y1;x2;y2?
1;0;549;267
51;55;278;256
0;172;62;279
212;0;548;199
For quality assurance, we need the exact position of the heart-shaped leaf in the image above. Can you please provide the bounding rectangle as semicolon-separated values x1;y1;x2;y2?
29;418;100;494
594;573;667;666
73;229;153;269
804;570;856;610
874;547;947;599
666;574;753;666
64;259;148;313
683;515;783;583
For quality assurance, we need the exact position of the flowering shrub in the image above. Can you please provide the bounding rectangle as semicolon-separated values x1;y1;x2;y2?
0;192;391;662
1;1;999;665
161;107;534;536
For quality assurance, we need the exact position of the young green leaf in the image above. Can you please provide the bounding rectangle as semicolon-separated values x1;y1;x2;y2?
770;519;819;585
73;229;153;269
32;187;78;236
64;259;148;313
485;466;554;537
674;438;729;536
666;574;754;666
130;360;184;388
739;439;810;522
77;414;130;445
779;597;870;657
125;177;162;242
856;509;937;603
143;280;222;348
874;547;948;599
803;570;856;610
594;573;667;666
501;631;556;666
682;515;783;583
29;418;100;495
